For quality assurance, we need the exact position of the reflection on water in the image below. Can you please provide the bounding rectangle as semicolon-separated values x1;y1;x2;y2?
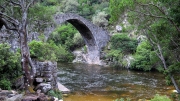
57;63;174;101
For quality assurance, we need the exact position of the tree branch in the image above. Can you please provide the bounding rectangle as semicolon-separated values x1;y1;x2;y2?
135;1;180;34
26;0;34;11
0;18;17;30
134;10;167;19
0;12;19;24
8;0;21;7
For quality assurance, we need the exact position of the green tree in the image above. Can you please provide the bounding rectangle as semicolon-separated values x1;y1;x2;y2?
61;0;79;13
109;0;180;92
0;0;37;92
0;43;21;90
0;0;56;92
110;34;138;54
29;40;74;62
109;0;134;24
48;24;79;50
131;41;160;71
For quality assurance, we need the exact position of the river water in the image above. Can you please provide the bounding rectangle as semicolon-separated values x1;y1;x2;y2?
57;63;174;101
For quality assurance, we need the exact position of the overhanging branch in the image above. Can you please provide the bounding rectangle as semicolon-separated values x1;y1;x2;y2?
8;0;21;7
0;18;17;30
0;12;19;24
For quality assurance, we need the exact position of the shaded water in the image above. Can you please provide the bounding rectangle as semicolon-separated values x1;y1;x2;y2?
57;63;174;101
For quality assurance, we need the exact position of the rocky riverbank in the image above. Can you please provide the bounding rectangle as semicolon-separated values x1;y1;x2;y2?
0;88;63;101
0;61;70;101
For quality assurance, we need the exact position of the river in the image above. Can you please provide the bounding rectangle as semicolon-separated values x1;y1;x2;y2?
57;63;174;101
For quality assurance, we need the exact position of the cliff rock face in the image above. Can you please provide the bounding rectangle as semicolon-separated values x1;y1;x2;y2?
0;26;19;52
0;26;42;51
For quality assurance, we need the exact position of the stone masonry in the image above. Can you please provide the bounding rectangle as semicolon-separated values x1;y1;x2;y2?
54;13;110;64
33;61;58;93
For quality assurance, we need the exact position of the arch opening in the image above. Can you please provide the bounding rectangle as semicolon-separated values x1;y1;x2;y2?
67;19;96;47
52;13;110;65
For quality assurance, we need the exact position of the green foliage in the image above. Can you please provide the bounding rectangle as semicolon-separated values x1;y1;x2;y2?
0;43;21;89
170;93;180;101
109;0;134;24
130;41;159;71
48;89;62;99
0;79;11;90
92;11;108;27
29;40;74;62
73;32;85;48
105;34;138;68
28;3;57;31
49;24;85;51
61;0;79;13
49;24;78;50
29;40;56;61
77;0;109;20
167;62;180;74
150;94;171;101
163;62;180;85
110;34;138;54
40;0;60;6
56;44;75;62
106;49;124;67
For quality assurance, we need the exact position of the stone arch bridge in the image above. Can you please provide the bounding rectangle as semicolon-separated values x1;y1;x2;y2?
54;13;110;65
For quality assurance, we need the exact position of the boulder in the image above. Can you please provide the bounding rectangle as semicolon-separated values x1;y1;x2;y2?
0;90;13;96
35;78;44;83
0;96;6;101
116;25;122;32
21;94;38;101
35;83;52;93
6;94;23;101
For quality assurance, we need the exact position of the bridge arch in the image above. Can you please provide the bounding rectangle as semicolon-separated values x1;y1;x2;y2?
54;13;109;64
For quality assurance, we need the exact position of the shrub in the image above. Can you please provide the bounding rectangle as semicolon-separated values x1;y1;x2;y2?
0;79;12;90
92;11;108;27
150;94;171;101
48;24;78;50
110;34;138;54
130;41;156;71
106;49;124;67
41;0;59;6
0;43;21;89
73;32;85;48
49;24;77;44
29;40;57;61
48;89;62;99
56;44;75;62
29;40;74;62
61;0;79;13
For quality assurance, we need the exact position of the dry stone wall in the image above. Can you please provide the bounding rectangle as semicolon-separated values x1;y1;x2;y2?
33;61;58;93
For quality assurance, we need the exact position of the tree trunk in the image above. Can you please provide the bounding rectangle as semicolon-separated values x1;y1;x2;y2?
157;44;180;93
19;29;33;92
17;0;38;92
